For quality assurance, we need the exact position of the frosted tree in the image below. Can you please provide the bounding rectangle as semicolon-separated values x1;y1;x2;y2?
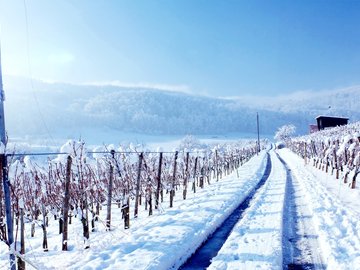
274;124;296;142
178;135;203;151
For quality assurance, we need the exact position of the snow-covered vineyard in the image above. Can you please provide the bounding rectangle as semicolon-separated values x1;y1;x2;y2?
0;122;360;269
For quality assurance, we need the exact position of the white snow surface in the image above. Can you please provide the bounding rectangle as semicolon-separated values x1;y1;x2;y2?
209;148;360;270
1;148;360;269
208;150;286;269
278;149;360;269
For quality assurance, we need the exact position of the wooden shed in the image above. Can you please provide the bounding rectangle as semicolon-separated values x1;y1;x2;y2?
316;116;349;130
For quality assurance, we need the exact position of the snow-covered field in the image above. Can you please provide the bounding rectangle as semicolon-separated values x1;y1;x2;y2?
7;133;257;154
1;144;360;269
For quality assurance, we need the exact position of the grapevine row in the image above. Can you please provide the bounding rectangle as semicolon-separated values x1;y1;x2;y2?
0;139;265;268
286;122;360;189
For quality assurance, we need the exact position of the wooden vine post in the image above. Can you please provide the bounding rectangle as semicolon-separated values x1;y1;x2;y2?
351;170;359;189
0;157;7;243
215;149;219;181
345;148;356;183
155;152;163;210
183;152;189;200
62;155;72;251
333;148;339;179
170;151;178;208
42;204;48;251
106;150;115;230
123;196;130;229
147;175;153;216
199;159;204;189
236;154;240;178
18;199;25;270
134;152;143;218
192;156;198;193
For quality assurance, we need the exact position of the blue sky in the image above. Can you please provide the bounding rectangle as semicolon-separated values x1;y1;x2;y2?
0;0;360;97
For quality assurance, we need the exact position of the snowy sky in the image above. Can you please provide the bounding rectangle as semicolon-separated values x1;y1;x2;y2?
1;0;360;97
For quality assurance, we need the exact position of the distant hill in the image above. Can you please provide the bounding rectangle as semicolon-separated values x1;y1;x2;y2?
3;76;360;142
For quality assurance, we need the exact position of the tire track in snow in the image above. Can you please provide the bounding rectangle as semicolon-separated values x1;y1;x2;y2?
279;153;326;270
178;152;272;270
207;149;288;269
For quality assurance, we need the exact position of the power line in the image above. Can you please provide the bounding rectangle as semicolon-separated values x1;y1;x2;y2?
23;0;56;145
6;149;213;158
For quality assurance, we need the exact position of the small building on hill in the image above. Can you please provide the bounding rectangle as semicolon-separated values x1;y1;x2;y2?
316;115;349;130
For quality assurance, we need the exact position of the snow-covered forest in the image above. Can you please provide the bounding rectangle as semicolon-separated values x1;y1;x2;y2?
4;76;360;142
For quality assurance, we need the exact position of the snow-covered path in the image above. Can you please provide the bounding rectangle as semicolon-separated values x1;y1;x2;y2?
182;148;324;270
180;153;272;269
207;148;360;270
207;150;288;269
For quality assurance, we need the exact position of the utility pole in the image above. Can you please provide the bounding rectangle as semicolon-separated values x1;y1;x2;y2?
0;40;16;270
256;112;260;154
0;40;6;142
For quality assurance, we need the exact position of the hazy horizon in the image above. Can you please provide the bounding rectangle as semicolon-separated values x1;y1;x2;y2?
2;76;359;148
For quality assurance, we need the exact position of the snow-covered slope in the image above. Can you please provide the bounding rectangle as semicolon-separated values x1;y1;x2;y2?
4;76;360;141
231;86;360;114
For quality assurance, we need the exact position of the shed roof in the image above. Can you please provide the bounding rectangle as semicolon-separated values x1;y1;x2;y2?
316;115;349;120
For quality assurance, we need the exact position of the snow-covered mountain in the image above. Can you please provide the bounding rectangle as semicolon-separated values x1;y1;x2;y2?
3;76;360;141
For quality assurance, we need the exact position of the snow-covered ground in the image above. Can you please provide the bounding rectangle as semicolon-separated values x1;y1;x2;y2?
208;150;286;269
278;149;360;269
207;148;360;270
1;147;360;269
